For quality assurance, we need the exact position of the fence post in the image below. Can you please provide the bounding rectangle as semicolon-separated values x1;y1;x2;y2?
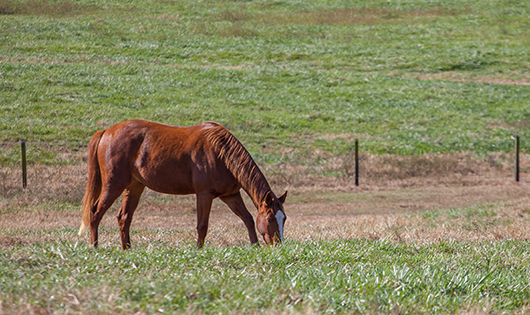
21;140;27;189
355;139;359;186
515;135;520;182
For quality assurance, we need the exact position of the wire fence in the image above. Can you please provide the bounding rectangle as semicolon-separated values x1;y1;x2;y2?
8;136;524;189
0;140;86;150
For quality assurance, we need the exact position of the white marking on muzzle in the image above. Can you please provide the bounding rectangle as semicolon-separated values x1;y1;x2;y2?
275;210;286;241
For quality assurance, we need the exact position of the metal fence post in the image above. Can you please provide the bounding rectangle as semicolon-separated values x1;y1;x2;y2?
355;139;359;186
515;135;520;182
21;140;27;189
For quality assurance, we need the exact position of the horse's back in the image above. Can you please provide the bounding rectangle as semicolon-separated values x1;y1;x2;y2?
97;120;236;195
100;119;219;154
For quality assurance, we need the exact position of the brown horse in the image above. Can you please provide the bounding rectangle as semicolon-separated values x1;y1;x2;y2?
78;119;287;249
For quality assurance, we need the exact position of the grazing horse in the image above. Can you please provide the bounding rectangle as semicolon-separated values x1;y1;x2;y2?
78;119;287;249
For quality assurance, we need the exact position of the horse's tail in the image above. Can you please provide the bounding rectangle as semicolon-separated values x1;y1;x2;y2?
78;130;105;236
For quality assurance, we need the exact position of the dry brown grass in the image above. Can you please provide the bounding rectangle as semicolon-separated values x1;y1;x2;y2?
413;71;530;86
195;6;467;38
0;0;95;16
1;152;529;248
267;151;527;190
212;7;465;27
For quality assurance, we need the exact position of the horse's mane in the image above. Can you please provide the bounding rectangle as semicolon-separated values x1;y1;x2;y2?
204;124;271;205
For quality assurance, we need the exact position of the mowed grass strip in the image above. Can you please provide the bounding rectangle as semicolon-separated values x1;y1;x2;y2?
1;239;529;314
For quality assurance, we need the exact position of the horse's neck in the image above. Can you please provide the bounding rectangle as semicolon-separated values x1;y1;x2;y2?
241;172;272;209
204;124;273;207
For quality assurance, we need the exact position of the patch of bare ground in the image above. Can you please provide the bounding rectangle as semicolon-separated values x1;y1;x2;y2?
211;7;465;27
0;0;96;16
456;304;530;315
412;71;530;86
1;152;529;248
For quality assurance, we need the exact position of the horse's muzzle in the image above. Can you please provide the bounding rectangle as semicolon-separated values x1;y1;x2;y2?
263;233;282;246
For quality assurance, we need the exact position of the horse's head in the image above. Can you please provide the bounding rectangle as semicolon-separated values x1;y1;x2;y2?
257;191;287;245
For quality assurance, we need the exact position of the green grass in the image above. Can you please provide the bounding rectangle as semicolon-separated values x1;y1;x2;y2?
420;205;498;221
2;2;530;313
417;204;504;232
1;239;529;314
1;0;530;166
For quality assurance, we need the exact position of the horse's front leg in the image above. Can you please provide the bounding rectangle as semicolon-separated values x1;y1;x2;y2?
220;192;259;246
196;192;214;249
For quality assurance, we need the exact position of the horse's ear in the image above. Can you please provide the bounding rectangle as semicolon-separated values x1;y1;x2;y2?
279;191;288;204
264;191;273;206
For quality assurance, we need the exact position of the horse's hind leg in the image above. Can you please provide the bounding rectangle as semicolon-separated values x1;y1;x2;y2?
220;192;259;245
117;180;145;250
90;185;126;248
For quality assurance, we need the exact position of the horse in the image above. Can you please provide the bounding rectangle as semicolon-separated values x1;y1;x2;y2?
78;119;287;249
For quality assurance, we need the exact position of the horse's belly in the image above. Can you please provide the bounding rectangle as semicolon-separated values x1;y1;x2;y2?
145;182;195;195
134;164;239;197
133;162;196;195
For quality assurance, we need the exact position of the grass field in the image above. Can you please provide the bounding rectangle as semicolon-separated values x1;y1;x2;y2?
1;0;530;164
1;0;530;314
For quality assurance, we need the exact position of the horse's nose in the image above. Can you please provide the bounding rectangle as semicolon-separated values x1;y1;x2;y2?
263;233;282;246
272;233;282;245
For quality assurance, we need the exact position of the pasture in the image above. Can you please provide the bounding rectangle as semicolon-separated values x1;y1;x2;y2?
1;0;530;313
